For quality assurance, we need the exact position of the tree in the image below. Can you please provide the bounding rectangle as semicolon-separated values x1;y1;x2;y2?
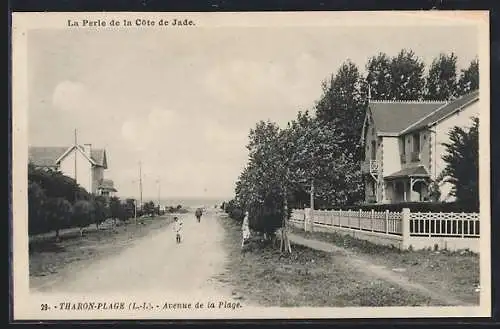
73;200;95;236
366;52;393;100
425;53;458;101
457;58;479;96
45;197;73;241
441;117;479;208
233;119;292;250
314;60;366;205
28;163;90;203
390;49;426;101
92;196;110;229
28;181;48;235
110;196;126;224
124;198;137;220
315;60;366;143
143;201;156;217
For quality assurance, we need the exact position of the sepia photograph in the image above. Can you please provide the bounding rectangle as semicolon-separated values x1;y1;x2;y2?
11;11;491;320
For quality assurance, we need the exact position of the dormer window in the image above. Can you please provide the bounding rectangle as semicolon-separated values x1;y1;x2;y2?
412;133;420;152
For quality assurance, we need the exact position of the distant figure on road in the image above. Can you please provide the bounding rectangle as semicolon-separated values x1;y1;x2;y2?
241;211;250;249
173;216;183;243
195;208;203;222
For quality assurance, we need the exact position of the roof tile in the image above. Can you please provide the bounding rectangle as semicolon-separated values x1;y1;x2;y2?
385;166;429;179
369;101;445;134
28;145;107;168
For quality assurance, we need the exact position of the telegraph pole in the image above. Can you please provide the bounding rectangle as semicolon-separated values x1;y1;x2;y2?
74;129;78;182
134;199;137;224
157;178;161;214
139;161;143;210
73;129;78;202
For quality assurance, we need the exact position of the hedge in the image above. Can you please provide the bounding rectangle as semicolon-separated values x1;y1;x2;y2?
312;201;479;213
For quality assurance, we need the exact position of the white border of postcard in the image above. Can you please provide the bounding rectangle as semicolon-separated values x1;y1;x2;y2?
11;11;491;320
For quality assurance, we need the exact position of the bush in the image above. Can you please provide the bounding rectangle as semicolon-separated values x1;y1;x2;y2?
311;201;479;213
73;200;95;232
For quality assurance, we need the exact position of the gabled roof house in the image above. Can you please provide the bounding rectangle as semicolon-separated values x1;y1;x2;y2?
28;143;117;196
360;90;479;204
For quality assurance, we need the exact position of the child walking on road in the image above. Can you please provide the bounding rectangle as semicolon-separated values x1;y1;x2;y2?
173;216;183;243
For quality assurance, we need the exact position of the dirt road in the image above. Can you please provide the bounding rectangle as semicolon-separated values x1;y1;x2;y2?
31;210;236;300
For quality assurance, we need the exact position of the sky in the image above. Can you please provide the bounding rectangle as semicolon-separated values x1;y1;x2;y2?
27;24;479;200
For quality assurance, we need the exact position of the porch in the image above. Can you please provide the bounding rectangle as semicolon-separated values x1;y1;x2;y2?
384;166;430;203
97;179;118;198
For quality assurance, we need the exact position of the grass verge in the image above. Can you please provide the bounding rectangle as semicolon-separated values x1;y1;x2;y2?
29;215;174;290
288;224;480;305
217;215;439;307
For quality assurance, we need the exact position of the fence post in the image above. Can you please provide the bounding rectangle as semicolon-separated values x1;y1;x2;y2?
358;209;362;230
401;208;411;250
385;210;389;234
339;209;342;228
371;209;374;232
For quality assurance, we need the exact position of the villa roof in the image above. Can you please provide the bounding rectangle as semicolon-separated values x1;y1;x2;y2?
369;101;445;135
28;145;107;168
98;179;117;192
402;90;479;134
384;166;430;180
368;90;479;136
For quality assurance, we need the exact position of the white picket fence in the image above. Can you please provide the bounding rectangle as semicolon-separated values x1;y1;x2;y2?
409;211;480;238
291;208;480;252
307;209;402;235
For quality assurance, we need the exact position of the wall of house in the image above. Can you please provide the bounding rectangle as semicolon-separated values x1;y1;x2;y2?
92;166;104;195
431;100;479;202
381;136;400;202
400;128;431;171
363;119;382;202
59;149;93;194
364;123;379;162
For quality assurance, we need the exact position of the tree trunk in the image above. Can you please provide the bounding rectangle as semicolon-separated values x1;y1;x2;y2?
280;185;292;254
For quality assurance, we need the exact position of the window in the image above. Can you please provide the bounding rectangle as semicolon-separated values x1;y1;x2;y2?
400;136;407;163
371;140;376;160
411;132;421;162
412;133;420;152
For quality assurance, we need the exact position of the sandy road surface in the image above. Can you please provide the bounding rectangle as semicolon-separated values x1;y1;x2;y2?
31;210;236;301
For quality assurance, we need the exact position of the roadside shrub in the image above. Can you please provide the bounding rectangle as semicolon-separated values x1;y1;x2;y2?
311;201;478;213
73;200;95;234
45;197;73;240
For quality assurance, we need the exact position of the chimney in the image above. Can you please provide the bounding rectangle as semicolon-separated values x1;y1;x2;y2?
83;143;92;157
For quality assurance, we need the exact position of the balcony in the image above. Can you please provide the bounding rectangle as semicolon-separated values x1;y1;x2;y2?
361;159;380;176
411;151;421;162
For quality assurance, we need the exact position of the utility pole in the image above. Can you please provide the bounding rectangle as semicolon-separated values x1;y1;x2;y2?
139;161;143;210
134;199;137;224
157;178;161;214
73;129;78;202
74;129;78;182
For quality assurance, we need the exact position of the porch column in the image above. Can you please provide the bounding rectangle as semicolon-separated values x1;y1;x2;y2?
409;177;414;202
392;181;395;203
403;180;407;202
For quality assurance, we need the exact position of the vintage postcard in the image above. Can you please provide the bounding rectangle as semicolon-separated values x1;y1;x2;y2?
11;11;491;320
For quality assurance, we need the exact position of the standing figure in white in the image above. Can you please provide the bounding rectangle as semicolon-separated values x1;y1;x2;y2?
173;216;183;243
241;211;251;249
